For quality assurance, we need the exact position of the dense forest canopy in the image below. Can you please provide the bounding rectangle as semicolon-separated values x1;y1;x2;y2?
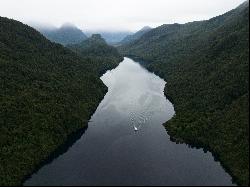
0;17;122;186
0;0;249;186
118;1;249;185
67;34;123;74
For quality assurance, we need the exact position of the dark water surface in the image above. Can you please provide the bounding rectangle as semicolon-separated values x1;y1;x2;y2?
25;57;233;186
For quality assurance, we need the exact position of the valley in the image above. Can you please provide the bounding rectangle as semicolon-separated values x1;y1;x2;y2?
0;0;249;186
24;58;233;186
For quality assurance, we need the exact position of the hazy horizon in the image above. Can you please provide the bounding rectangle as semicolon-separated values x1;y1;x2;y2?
0;0;246;32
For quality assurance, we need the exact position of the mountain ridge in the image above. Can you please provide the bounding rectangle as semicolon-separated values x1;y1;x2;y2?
37;23;88;46
119;26;152;45
85;31;133;44
67;34;123;74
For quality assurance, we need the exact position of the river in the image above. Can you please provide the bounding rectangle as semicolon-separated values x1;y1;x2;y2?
24;57;234;186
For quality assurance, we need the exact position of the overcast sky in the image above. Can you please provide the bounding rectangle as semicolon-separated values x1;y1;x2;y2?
0;0;246;32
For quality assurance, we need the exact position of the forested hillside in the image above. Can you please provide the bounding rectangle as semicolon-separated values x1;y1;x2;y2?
38;23;88;45
85;31;133;45
119;26;152;45
118;1;249;185
0;17;121;185
67;34;123;74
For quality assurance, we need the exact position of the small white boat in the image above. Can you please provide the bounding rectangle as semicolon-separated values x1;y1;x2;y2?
134;126;138;131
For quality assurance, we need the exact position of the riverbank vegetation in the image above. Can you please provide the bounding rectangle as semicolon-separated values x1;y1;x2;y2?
0;17;122;186
118;1;249;185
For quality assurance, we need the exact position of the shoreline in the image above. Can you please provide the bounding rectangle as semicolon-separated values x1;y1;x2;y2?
21;59;123;186
127;55;239;186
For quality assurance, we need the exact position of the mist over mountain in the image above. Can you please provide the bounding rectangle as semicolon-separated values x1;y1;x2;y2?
119;26;152;45
36;23;88;46
0;0;249;186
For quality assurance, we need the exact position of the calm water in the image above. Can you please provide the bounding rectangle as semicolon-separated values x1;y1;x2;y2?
25;57;234;186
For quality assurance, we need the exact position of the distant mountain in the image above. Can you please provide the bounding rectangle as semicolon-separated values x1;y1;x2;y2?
85;31;133;44
119;26;152;45
37;23;88;45
67;34;122;73
0;17;121;185
119;1;249;185
68;34;118;56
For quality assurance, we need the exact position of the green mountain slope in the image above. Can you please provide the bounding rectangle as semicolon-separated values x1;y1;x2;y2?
119;26;152;45
0;17;121;185
67;34;123;74
39;23;88;46
118;1;249;185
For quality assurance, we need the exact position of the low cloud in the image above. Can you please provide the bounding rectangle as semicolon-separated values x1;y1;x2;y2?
0;0;246;31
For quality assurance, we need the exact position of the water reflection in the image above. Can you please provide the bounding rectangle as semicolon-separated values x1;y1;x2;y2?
25;57;234;186
100;58;174;132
